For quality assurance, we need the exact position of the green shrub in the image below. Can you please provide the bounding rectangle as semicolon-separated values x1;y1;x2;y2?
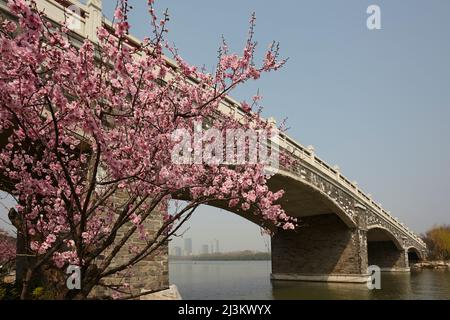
0;282;20;300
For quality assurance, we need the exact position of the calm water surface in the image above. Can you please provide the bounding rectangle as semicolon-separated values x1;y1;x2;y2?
169;260;450;300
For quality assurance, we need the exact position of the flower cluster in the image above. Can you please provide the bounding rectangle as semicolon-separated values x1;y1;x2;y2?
0;0;296;297
0;229;15;267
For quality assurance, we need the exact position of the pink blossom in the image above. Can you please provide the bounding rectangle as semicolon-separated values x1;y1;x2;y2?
229;199;239;207
114;8;125;20
0;229;15;266
0;0;296;298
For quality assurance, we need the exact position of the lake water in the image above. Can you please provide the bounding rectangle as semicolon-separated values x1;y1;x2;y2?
169;260;450;300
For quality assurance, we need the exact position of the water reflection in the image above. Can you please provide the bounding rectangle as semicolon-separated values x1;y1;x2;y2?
271;280;371;300
169;261;450;300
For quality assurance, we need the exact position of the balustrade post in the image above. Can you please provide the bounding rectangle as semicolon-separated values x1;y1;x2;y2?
86;0;102;43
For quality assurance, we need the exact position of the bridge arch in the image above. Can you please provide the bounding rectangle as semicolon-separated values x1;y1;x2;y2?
171;168;371;283
406;246;424;262
172;167;359;232
367;225;403;250
268;169;357;229
268;170;371;282
366;226;409;271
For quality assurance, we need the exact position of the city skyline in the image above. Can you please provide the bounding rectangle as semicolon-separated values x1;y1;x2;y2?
168;204;272;253
171;234;245;256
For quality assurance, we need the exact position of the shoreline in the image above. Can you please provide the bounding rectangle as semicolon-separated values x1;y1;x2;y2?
170;258;271;262
169;251;271;261
411;260;450;270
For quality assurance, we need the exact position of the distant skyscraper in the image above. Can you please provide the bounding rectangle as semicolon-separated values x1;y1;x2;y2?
214;239;220;253
201;244;209;255
173;246;182;257
184;238;192;256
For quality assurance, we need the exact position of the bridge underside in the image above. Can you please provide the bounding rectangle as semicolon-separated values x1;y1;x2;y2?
271;214;370;283
407;249;421;264
367;228;409;272
271;215;416;283
267;174;356;228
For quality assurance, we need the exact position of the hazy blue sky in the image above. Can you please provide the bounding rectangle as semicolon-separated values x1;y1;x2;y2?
1;1;450;253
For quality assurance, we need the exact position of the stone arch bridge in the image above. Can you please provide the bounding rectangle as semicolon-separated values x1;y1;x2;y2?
0;0;426;291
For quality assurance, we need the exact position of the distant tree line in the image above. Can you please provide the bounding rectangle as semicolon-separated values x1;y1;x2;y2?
170;250;271;261
422;225;450;260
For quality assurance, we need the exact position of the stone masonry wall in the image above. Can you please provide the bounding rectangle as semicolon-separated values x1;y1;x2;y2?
271;214;367;275
94;219;169;298
367;241;408;269
91;192;169;299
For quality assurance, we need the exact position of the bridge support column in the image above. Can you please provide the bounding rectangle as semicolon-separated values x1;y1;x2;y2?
271;214;369;283
91;193;169;298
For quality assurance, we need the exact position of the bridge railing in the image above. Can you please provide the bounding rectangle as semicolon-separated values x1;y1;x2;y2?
1;0;425;249
271;130;425;248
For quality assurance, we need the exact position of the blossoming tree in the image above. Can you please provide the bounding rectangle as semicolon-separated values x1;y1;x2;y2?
0;0;296;299
0;228;15;279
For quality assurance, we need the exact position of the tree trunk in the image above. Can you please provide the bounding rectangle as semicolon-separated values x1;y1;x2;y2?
20;268;34;300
